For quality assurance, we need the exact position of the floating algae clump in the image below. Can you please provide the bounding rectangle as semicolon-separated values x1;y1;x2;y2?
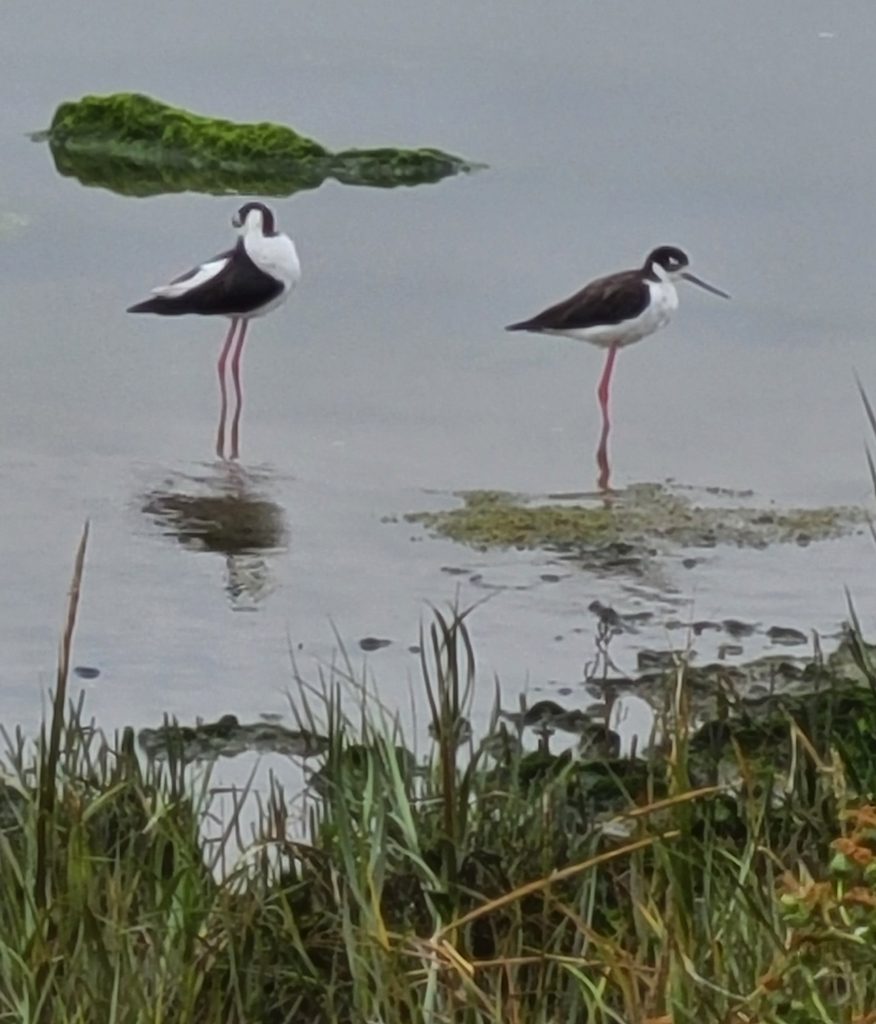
41;93;477;198
406;482;866;574
409;490;617;549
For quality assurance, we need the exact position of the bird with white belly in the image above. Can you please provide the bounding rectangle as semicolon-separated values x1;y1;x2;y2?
128;201;300;458
506;245;729;416
506;245;729;489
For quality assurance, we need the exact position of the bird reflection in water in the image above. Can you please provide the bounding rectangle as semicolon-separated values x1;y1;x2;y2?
141;463;287;610
595;394;613;492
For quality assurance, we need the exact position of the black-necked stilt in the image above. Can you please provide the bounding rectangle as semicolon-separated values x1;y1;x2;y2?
507;246;728;411
506;246;728;489
128;201;301;458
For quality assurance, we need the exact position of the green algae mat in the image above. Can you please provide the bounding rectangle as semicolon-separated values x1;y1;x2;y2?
38;93;477;198
406;482;868;575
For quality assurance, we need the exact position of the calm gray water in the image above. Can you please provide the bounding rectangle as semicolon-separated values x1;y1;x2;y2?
2;1;876;745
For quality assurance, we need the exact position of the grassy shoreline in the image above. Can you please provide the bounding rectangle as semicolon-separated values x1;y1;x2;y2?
2;532;875;1023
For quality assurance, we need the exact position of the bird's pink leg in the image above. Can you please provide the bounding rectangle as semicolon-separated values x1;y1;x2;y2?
229;320;249;460
218;318;239;381
216;319;239;459
596;343;619;420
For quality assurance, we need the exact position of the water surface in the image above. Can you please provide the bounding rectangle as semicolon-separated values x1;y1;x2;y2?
2;1;876;748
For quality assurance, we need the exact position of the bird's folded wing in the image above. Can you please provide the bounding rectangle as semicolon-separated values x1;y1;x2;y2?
150;250;233;299
519;271;649;332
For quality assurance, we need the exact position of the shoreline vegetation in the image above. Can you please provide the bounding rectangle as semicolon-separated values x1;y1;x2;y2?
38;93;478;198
2;527;875;1022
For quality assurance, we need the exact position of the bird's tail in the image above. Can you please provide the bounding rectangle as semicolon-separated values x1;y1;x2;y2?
127;297;188;315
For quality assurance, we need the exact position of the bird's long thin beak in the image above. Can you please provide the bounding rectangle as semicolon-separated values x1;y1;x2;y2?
681;272;730;299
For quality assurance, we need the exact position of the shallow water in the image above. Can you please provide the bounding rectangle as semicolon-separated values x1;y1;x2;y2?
2;1;876;753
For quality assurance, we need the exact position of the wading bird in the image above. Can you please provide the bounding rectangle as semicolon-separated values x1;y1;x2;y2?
128;201;301;459
506;246;728;489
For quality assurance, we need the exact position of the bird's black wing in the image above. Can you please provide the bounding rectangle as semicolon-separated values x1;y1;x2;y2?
507;270;650;332
128;242;283;316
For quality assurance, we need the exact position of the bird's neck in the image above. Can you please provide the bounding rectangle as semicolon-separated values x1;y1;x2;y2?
647;262;671;283
647;277;679;310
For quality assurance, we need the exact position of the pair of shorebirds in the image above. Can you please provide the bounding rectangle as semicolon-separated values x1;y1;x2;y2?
128;202;729;467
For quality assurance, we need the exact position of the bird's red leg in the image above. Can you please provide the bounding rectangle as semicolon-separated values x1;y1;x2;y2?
229;320;249;460
596;343;618;419
216;318;239;459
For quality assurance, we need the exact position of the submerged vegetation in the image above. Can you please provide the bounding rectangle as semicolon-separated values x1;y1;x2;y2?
40;93;477;197
3;526;876;1023
406;482;866;575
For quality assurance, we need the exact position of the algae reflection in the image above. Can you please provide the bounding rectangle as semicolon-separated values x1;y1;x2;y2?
39;93;478;199
139;712;328;764
142;464;286;610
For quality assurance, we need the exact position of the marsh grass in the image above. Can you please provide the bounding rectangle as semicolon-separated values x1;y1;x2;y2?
0;529;875;1024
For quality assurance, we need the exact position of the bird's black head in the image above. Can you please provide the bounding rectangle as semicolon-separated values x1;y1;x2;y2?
645;246;690;278
231;201;277;236
645;246;730;299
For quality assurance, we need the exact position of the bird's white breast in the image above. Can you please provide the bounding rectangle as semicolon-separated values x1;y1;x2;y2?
244;232;301;290
646;279;678;331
